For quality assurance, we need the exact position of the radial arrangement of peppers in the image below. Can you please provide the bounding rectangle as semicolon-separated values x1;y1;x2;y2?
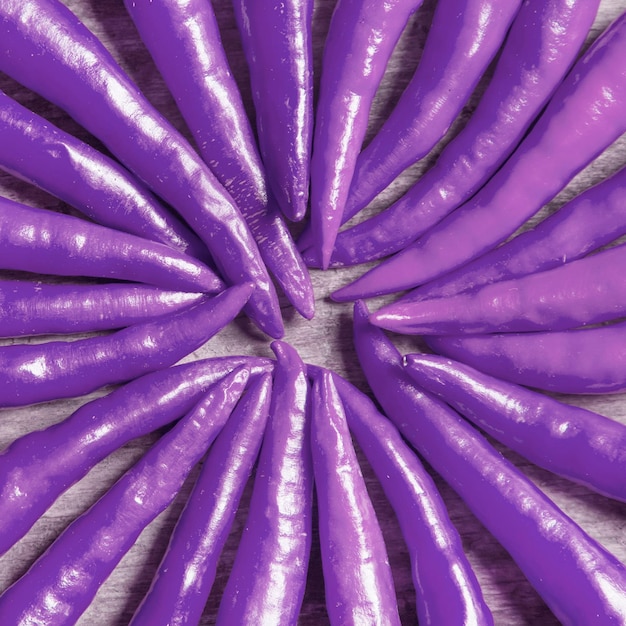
1;1;626;625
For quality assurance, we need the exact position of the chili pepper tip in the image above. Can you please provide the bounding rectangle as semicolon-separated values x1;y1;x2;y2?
330;279;365;302
368;308;407;331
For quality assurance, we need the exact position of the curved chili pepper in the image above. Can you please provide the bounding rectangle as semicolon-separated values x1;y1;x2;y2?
332;8;626;302
372;242;626;335
130;372;272;626
426;321;626;395
0;0;283;338
310;369;401;625
308;0;425;269
353;299;626;624
233;0;313;223
0;355;270;555
216;340;313;624
340;0;522;226
0;282;252;407
314;0;599;267
0;280;204;337
0;195;224;294
0;367;250;626
0;88;208;260
123;0;315;319
325;368;493;626
404;353;626;503
401;162;626;303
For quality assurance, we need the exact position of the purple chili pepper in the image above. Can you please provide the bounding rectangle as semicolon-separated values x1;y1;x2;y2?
326;368;494;626
0;355;271;555
314;0;599;267
0;0;283;338
130;371;272;626
353;299;626;625
310;368;401;625
0;280;205;337
0;282;252;407
216;340;313;625
0;195;224;294
308;0;425;269
340;0;522;225
0;89;208;260
0;367;250;626
404;353;626;502
371;242;626;334
233;0;313;223
332;8;626;302
123;0;315;319
426;321;626;395
401;162;626;303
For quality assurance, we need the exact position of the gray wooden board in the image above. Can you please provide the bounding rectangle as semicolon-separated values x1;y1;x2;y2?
1;0;626;624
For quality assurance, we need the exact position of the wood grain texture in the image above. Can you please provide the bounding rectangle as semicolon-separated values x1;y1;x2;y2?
1;1;626;624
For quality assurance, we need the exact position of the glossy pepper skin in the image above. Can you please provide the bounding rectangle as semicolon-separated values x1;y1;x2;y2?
308;0;425;269
0;281;204;338
332;8;626;302
124;0;315;319
216;341;313;625
404;354;626;503
339;0;522;225
0;282;252;408
427;321;626;395
0;367;250;626
372;242;626;335
0;0;283;338
0;89;208;260
353;300;626;625
329;369;494;626
233;0;313;223
317;0;599;267
310;369;401;626
0;355;271;555
0;195;223;294
130;372;272;626
402;162;626;303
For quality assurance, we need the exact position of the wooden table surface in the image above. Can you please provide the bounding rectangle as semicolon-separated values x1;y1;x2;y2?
2;1;626;624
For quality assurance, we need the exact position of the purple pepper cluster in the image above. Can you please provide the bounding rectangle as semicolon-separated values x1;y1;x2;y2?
1;0;626;623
